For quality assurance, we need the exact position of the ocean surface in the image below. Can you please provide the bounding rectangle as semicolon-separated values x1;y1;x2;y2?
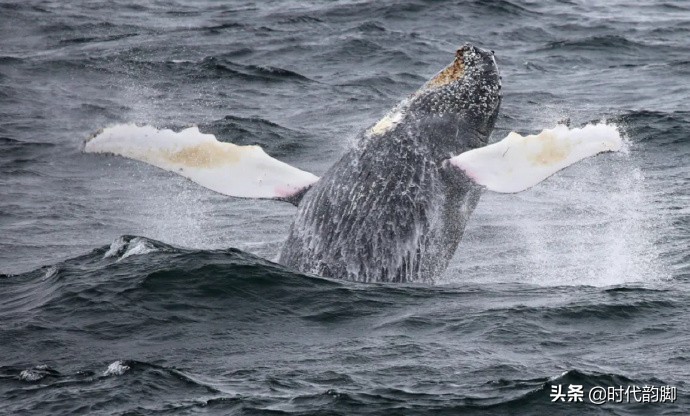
1;0;689;414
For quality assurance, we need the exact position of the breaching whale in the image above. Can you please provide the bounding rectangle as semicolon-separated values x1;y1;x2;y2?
84;44;622;283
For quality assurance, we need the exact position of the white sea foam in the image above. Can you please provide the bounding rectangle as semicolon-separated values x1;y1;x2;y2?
103;236;128;258
19;365;51;382
119;237;158;260
103;236;158;260
43;265;58;279
19;369;43;382
103;360;130;376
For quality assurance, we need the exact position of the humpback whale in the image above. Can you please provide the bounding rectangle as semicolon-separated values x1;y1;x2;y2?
84;44;622;283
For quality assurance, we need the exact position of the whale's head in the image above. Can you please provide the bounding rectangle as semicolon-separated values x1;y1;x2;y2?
411;43;502;150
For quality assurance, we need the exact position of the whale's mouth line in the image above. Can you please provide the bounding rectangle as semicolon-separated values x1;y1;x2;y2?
426;48;466;89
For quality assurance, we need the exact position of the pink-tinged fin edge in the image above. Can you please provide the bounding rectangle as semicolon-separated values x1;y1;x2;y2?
273;184;315;206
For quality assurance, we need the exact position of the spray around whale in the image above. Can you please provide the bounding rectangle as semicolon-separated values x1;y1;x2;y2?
85;44;623;282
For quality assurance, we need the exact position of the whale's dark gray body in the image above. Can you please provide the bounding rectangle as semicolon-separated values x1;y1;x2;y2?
279;44;501;282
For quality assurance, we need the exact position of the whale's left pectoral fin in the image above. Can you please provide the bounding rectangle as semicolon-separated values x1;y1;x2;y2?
446;123;623;193
84;123;318;205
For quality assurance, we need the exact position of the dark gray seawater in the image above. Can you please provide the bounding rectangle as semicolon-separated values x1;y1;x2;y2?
1;1;689;414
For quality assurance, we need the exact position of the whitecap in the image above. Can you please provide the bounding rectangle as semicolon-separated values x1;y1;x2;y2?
103;360;130;376
118;237;158;260
103;236;128;258
19;369;44;382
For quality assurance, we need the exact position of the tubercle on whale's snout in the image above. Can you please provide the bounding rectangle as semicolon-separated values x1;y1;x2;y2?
427;48;467;89
425;43;498;92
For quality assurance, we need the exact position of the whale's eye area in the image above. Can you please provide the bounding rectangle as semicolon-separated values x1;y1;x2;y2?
427;48;466;89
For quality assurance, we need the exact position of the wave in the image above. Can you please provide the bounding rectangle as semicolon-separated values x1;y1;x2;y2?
1;236;508;329
476;369;681;414
2;237;686;414
199;56;313;83
276;15;325;25
98;54;314;87
2;353;684;414
0;136;55;146
58;32;139;46
541;35;646;52
0;236;371;322
1;359;221;391
4;358;674;415
0;137;57;176
614;110;690;146
0;55;24;64
468;0;543;17
198;114;314;157
312;0;541;24
3;229;679;310
0;359;227;414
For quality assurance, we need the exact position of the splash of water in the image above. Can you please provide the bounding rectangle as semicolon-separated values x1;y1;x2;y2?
448;121;669;287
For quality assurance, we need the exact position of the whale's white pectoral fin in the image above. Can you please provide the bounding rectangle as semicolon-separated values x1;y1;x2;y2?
447;123;623;193
84;123;319;204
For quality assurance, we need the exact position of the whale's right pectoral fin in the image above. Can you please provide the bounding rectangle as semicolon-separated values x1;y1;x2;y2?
84;123;319;205
446;123;623;193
